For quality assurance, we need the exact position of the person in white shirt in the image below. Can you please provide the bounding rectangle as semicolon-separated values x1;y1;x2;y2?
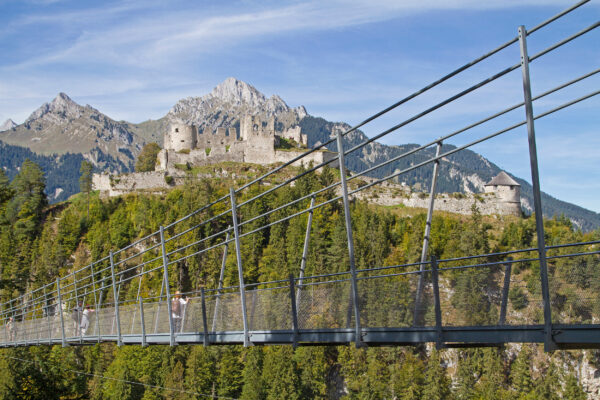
171;291;189;333
80;306;95;336
6;317;16;341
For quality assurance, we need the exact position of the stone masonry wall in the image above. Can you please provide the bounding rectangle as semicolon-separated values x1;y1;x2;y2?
354;184;521;216
93;171;174;197
274;149;338;168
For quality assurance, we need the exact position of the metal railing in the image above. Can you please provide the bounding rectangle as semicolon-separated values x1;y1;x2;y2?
0;0;597;350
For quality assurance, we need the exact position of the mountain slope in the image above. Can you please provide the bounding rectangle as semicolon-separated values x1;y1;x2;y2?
1;78;597;230
298;115;600;231
0;93;142;172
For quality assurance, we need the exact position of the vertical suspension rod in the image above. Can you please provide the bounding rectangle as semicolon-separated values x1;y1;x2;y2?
336;132;363;347
109;251;122;346
414;140;443;325
160;226;175;346
56;278;67;347
230;188;250;347
212;230;230;332
296;196;315;306
518;25;554;351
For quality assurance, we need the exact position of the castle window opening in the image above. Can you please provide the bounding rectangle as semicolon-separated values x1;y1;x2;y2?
181;140;185;143
175;128;179;133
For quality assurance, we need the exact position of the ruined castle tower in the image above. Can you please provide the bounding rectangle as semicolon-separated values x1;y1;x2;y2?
164;124;198;152
240;115;275;141
484;171;521;216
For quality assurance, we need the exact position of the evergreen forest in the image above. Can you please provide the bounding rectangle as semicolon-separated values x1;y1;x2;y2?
0;159;598;399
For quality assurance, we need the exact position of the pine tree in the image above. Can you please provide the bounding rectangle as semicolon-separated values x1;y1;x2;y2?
422;349;452;400
241;347;266;400
79;160;93;219
391;351;424;400
510;346;533;396
185;347;217;397
533;361;561;400
6;159;47;239
216;347;243;398
261;346;300;400
562;372;586;400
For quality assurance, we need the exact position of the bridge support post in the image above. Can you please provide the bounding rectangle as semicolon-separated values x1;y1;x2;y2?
289;274;299;348
518;25;554;351
56;278;67;347
43;285;49;345
336;132;364;347
212;230;230;332
414;140;443;326
499;257;513;326
90;262;101;342
139;297;147;347
160;226;176;346
109;251;122;347
431;256;444;349
201;288;209;347
97;291;104;343
230;188;251;347
297;196;315;307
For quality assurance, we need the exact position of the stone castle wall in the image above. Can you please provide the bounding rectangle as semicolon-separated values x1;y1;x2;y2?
355;186;521;217
94;169;521;218
196;127;238;148
96;115;521;217
159;114;317;171
273;149;337;168
93;171;174;197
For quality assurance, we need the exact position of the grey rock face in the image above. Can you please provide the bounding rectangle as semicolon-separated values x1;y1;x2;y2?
167;77;301;132
0;119;17;132
26;92;84;122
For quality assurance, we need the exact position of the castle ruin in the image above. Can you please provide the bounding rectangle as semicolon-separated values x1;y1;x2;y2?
483;171;521;216
156;115;330;171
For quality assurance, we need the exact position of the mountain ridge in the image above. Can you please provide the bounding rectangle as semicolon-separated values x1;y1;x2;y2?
0;119;17;131
1;78;598;230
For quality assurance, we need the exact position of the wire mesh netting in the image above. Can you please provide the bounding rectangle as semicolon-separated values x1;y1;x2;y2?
0;0;598;347
357;273;434;328
436;258;544;326
548;252;600;325
296;280;352;330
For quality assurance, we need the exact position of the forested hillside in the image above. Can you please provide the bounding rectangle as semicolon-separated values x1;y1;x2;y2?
299;116;600;231
0;160;598;399
0;141;129;203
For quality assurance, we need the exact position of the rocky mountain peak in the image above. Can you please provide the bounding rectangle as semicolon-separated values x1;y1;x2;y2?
167;78;299;127
208;77;268;108
0;119;17;131
26;92;84;122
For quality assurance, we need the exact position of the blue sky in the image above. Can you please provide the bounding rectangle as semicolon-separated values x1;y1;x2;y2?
0;0;598;212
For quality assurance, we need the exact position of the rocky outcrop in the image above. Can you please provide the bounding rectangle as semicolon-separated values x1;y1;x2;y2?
167;78;305;134
0;119;17;132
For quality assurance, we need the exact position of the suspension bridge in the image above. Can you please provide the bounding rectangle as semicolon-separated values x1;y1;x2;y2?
1;0;598;352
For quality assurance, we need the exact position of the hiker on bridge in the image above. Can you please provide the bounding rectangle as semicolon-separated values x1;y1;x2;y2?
71;301;83;336
6;317;16;342
80;305;95;336
171;291;189;333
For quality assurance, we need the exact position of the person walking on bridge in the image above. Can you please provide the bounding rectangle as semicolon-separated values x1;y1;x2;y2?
71;301;83;336
80;305;95;336
171;291;189;333
6;317;16;342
